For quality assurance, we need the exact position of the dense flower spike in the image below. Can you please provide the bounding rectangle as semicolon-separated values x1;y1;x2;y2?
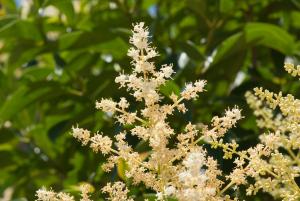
36;22;244;201
244;65;300;200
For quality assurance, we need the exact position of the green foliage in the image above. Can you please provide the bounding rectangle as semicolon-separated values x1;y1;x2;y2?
0;0;299;200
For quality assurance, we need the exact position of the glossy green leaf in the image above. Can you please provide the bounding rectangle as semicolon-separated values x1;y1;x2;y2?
117;158;129;181
180;40;204;61
29;124;56;158
205;32;247;84
90;37;128;59
0;85;55;124
0;19;42;40
244;22;296;55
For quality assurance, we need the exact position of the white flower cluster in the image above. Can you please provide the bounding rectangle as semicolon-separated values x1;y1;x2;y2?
284;63;300;77
175;149;221;201
71;126;112;154
71;126;90;145
102;182;134;201
181;80;206;100
36;22;248;201
36;185;91;201
244;69;300;200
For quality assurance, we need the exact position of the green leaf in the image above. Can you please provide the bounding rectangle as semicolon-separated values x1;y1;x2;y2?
211;32;245;65
45;114;71;130
204;32;247;84
220;0;235;13
65;52;99;72
7;45;45;75
64;152;84;185
180;40;204;61
29;124;56;158
58;29;115;50
1;0;17;11
117;158;129;181
0;128;16;144
22;67;53;81
0;19;42;40
48;0;75;24
205;22;296;87
186;0;207;18
0;150;15;168
0;15;17;27
291;11;300;28
90;38;128;59
244;22;296;55
0;85;53;125
58;31;84;50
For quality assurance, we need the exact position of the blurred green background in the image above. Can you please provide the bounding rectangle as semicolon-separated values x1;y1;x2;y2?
0;0;299;200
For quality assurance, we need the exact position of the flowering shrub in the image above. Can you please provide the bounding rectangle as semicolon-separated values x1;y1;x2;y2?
35;22;300;201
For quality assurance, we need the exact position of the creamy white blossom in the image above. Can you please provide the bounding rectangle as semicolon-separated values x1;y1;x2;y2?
96;98;117;113
90;134;112;154
181;80;206;100
36;22;245;201
36;188;75;201
71;126;90;145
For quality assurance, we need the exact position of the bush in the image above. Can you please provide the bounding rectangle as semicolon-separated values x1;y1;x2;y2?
0;1;299;200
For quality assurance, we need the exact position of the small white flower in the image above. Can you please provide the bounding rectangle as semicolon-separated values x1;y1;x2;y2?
156;192;163;200
118;97;129;110
90;134;112;154
71;126;90;145
164;185;176;196
96;99;117;113
161;64;174;78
